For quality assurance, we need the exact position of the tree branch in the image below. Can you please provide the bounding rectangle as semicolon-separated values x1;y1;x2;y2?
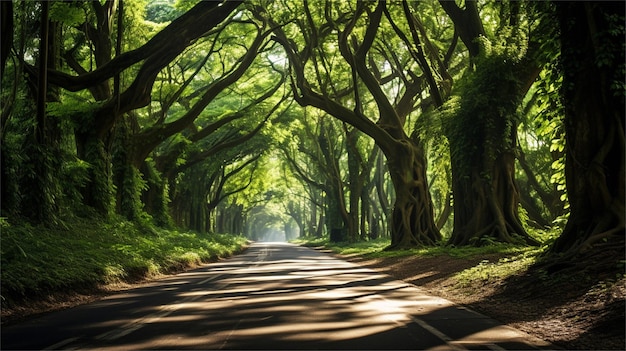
40;0;243;92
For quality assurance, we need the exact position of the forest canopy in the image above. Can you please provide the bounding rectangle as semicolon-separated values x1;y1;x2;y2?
1;0;624;275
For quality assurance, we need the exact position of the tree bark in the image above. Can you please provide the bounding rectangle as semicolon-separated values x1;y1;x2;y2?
140;161;171;227
112;117;145;221
435;191;452;230
386;138;441;249
446;72;541;246
1;1;13;78
24;3;65;223
345;125;365;241
449;149;538;246
548;2;625;261
438;1;485;58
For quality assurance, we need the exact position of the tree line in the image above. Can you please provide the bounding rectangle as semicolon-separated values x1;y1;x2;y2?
1;1;623;272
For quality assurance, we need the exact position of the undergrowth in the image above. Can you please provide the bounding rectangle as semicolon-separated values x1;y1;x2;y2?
453;249;543;289
295;237;536;259
0;217;247;307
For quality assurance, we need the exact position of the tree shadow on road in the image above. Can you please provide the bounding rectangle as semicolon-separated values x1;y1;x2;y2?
1;243;555;350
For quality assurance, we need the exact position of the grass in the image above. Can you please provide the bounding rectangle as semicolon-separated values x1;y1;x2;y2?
296;236;537;258
1;217;247;306
452;249;543;289
294;236;545;287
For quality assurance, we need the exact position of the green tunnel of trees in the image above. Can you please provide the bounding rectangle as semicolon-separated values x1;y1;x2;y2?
1;1;624;272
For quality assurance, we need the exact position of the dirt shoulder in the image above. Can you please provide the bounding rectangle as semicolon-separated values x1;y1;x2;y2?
331;250;625;350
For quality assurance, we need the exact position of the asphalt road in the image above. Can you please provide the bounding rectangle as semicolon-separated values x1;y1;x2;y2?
1;242;555;350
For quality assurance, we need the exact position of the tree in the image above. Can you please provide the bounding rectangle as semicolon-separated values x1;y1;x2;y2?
1;1;12;77
546;2;625;267
440;1;546;246
2;1;38;218
278;110;346;241
277;109;330;239
161;66;288;232
113;15;276;221
260;0;447;248
516;76;568;229
277;102;385;242
24;0;244;216
344;124;379;241
14;1;69;223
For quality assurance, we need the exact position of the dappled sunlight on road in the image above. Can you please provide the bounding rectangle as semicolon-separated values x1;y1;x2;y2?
2;243;554;350
72;244;449;349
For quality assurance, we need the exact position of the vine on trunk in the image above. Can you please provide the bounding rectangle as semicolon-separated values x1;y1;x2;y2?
442;37;539;247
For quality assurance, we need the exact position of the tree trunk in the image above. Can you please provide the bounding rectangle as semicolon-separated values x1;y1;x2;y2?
312;189;325;238
326;184;346;242
360;189;369;240
373;151;390;238
316;210;325;238
368;193;383;240
449;149;538;246
112;118;146;221
232;205;244;235
76;131;114;217
268;2;441;248
446;68;540;247
24;6;65;223
345;127;363;241
548;2;625;261
318;121;350;242
385;139;441;249
440;0;549;247
33;0;49;217
444;53;542;247
435;191;452;230
1;1;13;78
139;161;170;227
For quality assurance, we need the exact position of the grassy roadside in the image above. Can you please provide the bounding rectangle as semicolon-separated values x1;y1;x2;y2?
294;237;625;292
293;237;542;283
1;217;247;310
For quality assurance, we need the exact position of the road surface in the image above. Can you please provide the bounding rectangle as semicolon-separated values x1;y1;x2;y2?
2;242;555;350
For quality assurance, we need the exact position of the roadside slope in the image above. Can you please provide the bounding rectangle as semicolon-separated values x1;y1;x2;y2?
326;248;625;350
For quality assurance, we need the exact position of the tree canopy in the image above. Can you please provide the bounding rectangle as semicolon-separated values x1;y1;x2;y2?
1;0;624;275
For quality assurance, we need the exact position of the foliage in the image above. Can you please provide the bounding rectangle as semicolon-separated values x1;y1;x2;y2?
0;217;247;306
146;0;182;23
417;110;453;237
142;158;173;227
536;66;568;210
4;0;617;280
83;138;115;217
119;163;149;221
442;35;525;178
20;140;62;224
49;2;84;26
453;248;543;289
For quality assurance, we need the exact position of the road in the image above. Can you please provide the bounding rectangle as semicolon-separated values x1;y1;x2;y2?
2;242;555;350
